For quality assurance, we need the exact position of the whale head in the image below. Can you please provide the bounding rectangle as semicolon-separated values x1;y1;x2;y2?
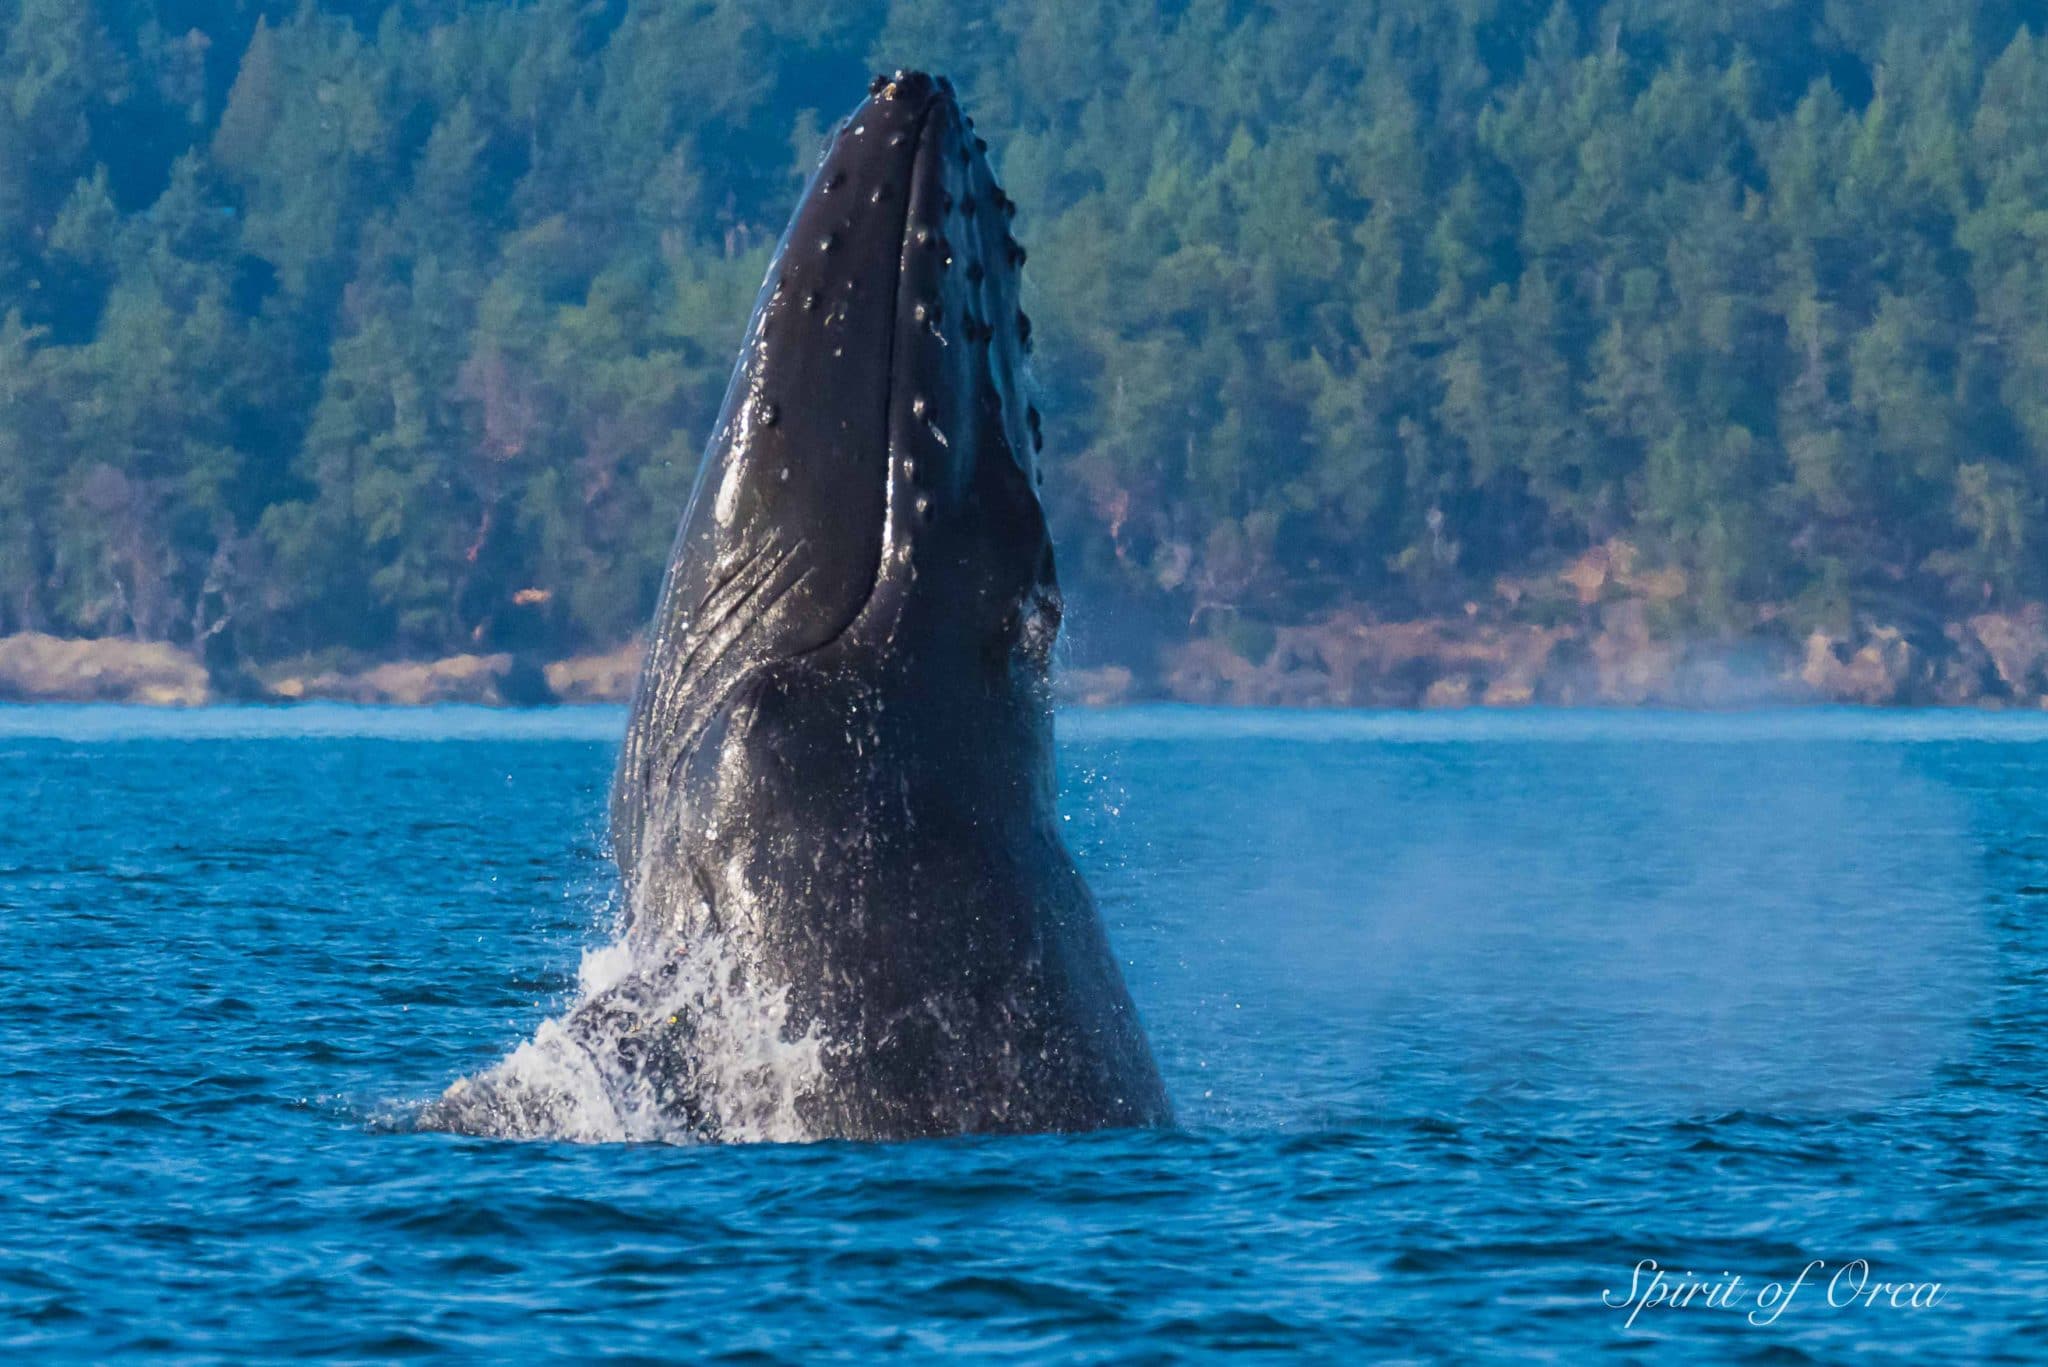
428;75;1171;1143
614;71;1057;871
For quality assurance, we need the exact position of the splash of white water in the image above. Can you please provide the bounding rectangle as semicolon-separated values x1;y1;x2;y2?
432;926;828;1145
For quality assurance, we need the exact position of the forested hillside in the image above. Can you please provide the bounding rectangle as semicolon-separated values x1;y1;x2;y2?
4;0;2048;693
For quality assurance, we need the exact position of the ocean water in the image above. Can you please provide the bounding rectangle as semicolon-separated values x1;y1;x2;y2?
2;703;2045;1361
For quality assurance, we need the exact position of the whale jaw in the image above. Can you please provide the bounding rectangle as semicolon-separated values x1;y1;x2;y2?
613;71;1055;872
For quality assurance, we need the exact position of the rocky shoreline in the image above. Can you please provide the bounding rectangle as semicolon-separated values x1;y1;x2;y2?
1101;605;2048;709
4;609;2046;710
5;548;2046;711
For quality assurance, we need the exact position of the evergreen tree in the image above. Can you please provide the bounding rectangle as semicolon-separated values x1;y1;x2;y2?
1;0;2047;666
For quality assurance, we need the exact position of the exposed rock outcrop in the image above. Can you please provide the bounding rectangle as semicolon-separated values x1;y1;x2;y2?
1162;615;1575;708
544;641;645;703
1799;628;1915;705
268;653;550;706
1968;608;2048;699
1151;610;2048;710
0;633;210;706
1056;664;1137;707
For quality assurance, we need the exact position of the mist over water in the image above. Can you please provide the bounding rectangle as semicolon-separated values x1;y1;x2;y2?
1088;728;1993;1123
1;705;2043;1359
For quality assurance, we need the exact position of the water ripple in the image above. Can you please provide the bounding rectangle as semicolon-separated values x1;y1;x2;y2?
0;715;2040;1359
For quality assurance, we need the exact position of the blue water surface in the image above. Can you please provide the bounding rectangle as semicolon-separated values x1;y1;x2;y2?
1;704;2044;1361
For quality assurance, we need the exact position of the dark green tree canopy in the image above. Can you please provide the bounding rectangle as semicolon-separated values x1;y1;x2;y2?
2;0;2045;665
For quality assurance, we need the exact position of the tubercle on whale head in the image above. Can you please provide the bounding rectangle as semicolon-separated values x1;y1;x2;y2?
871;72;1057;672
709;69;1053;664
613;73;1056;867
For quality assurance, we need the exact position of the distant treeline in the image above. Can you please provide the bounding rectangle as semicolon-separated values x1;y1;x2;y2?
2;0;2047;664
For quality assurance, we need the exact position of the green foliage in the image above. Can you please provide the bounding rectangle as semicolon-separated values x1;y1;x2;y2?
1;0;2047;658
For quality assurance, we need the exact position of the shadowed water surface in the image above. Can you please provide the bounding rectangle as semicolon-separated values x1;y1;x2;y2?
1;704;2044;1360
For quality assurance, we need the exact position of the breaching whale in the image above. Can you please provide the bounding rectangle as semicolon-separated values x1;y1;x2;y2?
428;72;1170;1142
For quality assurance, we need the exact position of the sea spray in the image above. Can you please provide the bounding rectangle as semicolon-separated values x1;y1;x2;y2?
427;922;827;1144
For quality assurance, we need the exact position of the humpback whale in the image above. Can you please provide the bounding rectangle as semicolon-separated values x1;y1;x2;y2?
429;72;1170;1142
